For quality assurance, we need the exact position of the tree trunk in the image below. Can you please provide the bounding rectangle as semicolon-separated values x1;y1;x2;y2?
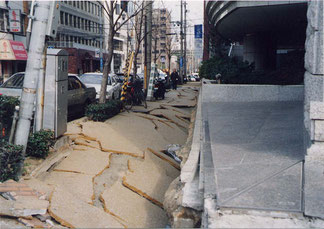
99;9;114;104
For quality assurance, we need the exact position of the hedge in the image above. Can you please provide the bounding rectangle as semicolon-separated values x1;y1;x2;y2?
26;130;55;159
85;100;123;122
0;140;24;182
0;95;19;139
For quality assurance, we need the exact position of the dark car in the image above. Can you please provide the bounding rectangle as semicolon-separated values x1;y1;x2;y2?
0;72;96;116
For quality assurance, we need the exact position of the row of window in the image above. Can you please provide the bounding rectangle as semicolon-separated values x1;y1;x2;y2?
59;34;103;48
60;11;102;34
62;0;102;17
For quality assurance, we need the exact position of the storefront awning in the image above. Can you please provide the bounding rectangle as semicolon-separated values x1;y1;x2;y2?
0;39;28;60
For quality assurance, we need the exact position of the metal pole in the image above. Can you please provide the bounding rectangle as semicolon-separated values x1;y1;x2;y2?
26;0;35;51
14;1;51;152
184;1;187;81
180;0;183;84
144;10;148;90
146;1;153;89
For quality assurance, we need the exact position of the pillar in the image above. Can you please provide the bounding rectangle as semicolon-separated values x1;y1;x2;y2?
304;0;324;219
243;33;276;71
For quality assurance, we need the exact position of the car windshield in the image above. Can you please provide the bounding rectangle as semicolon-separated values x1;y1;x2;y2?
2;73;24;88
79;74;102;84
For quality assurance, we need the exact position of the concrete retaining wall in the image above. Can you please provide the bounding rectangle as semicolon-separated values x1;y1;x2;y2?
202;82;304;103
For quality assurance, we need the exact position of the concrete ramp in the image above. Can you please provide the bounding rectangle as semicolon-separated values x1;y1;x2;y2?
202;83;305;212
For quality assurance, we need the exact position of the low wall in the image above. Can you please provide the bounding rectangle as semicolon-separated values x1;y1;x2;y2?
202;81;304;103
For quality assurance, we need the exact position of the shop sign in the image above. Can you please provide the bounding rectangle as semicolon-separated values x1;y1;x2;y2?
0;40;27;60
9;10;21;33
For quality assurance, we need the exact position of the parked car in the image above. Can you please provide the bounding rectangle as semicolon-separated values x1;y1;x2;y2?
192;73;200;81
0;72;96;116
189;75;196;82
79;72;121;100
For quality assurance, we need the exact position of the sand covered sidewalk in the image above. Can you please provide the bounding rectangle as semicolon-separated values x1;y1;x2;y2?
0;86;199;228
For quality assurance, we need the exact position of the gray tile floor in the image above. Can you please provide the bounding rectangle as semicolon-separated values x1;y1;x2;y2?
205;101;304;212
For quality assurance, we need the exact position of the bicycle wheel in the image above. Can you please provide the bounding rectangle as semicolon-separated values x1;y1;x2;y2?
140;90;147;109
123;94;133;111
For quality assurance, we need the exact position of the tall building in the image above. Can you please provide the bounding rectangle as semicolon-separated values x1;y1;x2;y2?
135;7;172;73
49;0;105;74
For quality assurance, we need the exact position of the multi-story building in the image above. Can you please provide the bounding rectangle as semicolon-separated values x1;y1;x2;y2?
48;0;130;74
48;0;105;74
0;1;29;82
136;7;172;73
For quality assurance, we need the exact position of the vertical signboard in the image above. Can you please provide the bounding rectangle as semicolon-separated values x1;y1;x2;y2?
194;24;203;69
9;10;21;33
194;24;203;39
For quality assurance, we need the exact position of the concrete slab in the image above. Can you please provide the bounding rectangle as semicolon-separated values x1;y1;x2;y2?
304;160;324;218
53;149;110;175
124;152;177;207
150;109;190;129
49;187;123;228
82;121;144;158
206;101;304;212
105;113;171;153
100;181;168;228
41;171;94;204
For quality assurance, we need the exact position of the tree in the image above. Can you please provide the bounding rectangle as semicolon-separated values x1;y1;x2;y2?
99;0;145;104
165;33;176;77
131;1;152;77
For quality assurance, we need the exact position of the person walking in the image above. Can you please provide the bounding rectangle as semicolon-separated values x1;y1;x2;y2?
170;69;179;90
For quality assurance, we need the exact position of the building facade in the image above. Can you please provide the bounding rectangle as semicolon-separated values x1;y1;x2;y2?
0;1;29;82
135;7;172;73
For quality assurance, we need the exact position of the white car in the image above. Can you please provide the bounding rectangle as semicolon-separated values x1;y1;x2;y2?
79;72;121;100
190;75;196;82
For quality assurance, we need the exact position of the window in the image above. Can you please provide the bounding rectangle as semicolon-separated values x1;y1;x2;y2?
78;17;80;29
65;13;68;25
68;76;83;90
60;12;64;25
69;14;72;26
81;1;84;10
73;1;76;7
85;1;87;11
116;4;120;14
77;1;80;8
73;16;77;28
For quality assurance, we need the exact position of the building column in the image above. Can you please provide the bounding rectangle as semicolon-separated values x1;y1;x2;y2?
304;0;324;219
243;33;276;71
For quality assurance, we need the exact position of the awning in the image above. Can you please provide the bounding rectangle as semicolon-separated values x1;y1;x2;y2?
0;39;28;60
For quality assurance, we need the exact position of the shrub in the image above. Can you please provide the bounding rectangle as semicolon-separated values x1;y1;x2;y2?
0;95;19;139
199;54;254;83
85;100;123;122
26;130;55;159
0;140;24;182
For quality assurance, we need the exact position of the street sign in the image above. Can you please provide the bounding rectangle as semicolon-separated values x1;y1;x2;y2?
9;10;21;33
194;24;203;39
100;58;103;72
180;57;183;68
95;49;100;58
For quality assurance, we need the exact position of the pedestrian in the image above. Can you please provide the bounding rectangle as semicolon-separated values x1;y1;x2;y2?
170;69;179;90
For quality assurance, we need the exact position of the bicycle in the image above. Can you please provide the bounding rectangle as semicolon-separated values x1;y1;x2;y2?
123;79;147;111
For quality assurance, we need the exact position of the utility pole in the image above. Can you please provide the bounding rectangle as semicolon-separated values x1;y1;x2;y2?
180;0;183;84
145;1;153;90
184;1;187;80
144;10;148;90
15;1;51;151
